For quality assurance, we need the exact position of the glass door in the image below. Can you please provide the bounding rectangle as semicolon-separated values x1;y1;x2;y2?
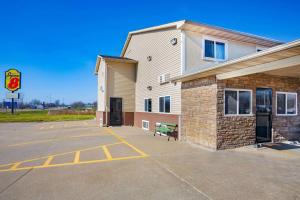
256;88;272;143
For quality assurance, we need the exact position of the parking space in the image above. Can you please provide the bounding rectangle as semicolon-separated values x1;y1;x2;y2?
0;123;147;173
0;121;300;200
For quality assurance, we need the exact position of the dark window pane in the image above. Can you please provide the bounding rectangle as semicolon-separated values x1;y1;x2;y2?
144;99;147;112
216;42;225;60
165;96;170;113
205;40;214;58
287;94;296;114
277;93;286;114
159;97;164;112
225;91;237;115
148;99;152;112
239;91;251;114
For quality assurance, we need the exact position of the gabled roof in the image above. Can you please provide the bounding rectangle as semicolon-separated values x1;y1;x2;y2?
120;20;283;57
171;39;300;82
94;55;137;75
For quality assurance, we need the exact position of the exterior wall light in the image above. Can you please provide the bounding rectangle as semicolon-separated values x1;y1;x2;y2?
147;56;152;61
170;38;177;45
147;86;152;91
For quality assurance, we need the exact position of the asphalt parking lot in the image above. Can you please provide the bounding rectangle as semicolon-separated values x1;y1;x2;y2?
0;120;300;200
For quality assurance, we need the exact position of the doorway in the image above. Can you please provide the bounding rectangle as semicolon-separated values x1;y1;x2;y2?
110;97;122;126
256;88;272;143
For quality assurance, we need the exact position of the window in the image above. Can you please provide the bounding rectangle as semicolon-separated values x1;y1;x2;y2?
144;98;152;112
142;120;149;130
225;89;252;116
159;96;171;113
276;92;297;116
204;38;226;61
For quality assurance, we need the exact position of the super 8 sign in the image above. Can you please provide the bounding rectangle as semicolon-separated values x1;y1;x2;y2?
5;69;21;92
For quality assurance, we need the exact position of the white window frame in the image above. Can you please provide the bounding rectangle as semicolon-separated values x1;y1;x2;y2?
224;89;253;116
202;36;228;62
276;92;298;116
158;96;171;113
142;120;149;130
144;98;152;112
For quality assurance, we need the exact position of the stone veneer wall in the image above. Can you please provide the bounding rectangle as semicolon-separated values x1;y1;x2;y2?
216;79;256;149
181;73;300;150
181;76;218;149
217;73;300;149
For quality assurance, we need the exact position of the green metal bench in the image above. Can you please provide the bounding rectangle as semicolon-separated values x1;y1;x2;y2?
154;122;178;141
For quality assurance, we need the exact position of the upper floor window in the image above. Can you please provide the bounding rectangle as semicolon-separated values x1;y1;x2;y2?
144;98;152;112
159;96;170;113
204;38;227;61
276;92;297;116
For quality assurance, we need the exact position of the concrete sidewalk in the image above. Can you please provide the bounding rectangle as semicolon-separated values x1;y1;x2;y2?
0;121;299;200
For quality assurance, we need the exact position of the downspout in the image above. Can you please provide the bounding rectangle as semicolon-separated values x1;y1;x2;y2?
105;60;108;127
179;30;186;141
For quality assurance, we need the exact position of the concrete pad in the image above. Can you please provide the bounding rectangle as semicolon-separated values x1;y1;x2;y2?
0;121;299;200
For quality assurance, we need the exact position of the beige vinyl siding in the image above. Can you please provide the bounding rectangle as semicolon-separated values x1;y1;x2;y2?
124;28;182;114
97;59;106;112
106;61;136;112
185;31;270;72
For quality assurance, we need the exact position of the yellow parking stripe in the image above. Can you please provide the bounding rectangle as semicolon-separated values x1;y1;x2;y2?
10;162;21;170
105;128;148;157
8;133;106;147
74;151;80;163
3;142;122;167
102;146;112;160
43;156;54;167
0;128;148;173
0;155;146;172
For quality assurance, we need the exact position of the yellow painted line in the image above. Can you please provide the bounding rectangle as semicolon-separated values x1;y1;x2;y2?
70;133;104;138
1;142;122;167
74;151;80;163
8;133;105;147
0;163;14;168
0;155;147;172
123;140;148;157
105;128;148;157
10;162;21;170
102;146;112;160
9;139;55;147
0;128;149;173
43;156;54;167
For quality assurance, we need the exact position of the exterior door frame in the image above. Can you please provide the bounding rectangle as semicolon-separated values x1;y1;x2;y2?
256;88;273;143
109;97;123;126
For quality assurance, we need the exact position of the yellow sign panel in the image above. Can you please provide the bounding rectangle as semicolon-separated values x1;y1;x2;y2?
5;69;21;92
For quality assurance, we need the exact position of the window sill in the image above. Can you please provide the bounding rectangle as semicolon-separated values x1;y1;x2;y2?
203;57;227;62
224;114;254;117
276;114;298;117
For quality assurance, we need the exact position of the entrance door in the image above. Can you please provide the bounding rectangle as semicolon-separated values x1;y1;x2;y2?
256;88;272;143
110;97;122;126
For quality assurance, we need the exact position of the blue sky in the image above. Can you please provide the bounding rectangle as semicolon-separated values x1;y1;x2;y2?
0;0;299;104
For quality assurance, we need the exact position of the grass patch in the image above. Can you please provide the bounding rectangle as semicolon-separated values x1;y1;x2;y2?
0;110;95;122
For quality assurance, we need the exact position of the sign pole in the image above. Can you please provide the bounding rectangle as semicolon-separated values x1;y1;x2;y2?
11;92;14;114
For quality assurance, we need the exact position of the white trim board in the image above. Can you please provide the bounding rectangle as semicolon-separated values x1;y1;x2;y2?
217;55;300;80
